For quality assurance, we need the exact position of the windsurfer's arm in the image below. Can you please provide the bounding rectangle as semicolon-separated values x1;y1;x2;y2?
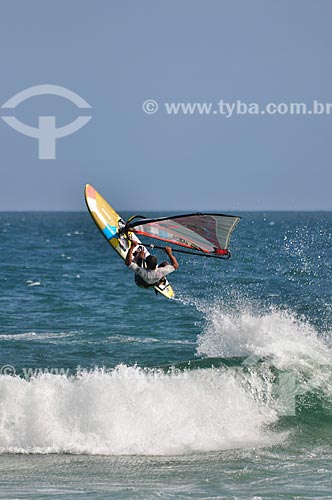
164;246;179;270
125;241;138;266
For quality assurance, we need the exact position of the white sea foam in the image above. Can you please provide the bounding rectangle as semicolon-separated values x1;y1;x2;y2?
26;280;41;287
0;365;280;456
196;301;332;414
104;335;195;345
0;332;74;341
196;301;332;370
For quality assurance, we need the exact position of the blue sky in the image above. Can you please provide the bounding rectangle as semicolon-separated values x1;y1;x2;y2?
0;1;331;211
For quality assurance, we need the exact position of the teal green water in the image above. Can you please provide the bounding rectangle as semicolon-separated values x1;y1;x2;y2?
0;212;331;499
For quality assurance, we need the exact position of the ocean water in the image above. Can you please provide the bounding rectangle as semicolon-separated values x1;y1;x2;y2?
0;211;331;499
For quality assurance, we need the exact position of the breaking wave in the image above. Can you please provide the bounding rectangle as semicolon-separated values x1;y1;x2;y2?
0;300;331;456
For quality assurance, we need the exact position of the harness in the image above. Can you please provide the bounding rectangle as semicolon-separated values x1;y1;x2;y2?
134;274;158;289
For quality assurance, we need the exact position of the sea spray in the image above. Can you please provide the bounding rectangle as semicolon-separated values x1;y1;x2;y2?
195;301;332;421
0;365;280;455
196;302;331;366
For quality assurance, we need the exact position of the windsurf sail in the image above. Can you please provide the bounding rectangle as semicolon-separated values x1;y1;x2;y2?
126;213;241;258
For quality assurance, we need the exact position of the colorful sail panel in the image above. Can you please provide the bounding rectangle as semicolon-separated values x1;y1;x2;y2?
129;213;241;255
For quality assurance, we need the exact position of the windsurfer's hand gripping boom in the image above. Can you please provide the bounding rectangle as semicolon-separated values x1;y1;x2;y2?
125;240;139;267
163;246;179;270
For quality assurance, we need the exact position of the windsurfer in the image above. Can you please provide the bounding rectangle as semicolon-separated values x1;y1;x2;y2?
125;241;179;288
